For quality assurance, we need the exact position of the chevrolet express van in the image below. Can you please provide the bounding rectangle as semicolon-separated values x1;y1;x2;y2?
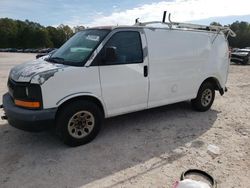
1;20;235;146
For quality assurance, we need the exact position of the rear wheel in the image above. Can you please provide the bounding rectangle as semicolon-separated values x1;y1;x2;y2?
56;100;103;146
191;82;215;112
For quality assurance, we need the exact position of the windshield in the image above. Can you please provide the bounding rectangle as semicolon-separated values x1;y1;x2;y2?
48;29;110;66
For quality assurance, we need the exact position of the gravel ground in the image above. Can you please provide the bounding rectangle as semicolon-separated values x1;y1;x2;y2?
0;52;249;188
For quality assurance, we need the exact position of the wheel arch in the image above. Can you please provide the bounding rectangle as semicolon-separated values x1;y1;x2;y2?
199;77;224;96
56;94;106;118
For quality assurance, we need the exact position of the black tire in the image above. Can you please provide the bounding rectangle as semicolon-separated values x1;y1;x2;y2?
242;57;249;65
56;100;103;146
191;82;215;112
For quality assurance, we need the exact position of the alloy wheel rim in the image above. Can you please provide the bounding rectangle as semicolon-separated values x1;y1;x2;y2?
201;89;212;107
67;111;95;139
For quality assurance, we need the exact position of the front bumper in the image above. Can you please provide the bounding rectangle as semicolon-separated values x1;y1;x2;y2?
2;93;57;132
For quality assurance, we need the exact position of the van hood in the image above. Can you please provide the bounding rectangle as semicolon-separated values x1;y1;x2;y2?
9;59;67;84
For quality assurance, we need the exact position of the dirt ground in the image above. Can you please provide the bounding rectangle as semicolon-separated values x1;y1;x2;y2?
0;52;249;188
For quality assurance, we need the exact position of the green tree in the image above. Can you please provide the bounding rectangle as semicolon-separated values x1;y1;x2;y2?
228;21;250;48
74;25;85;33
210;22;222;26
0;18;74;49
0;18;18;48
210;21;250;48
1;18;248;49
58;24;73;40
32;28;52;48
46;26;64;47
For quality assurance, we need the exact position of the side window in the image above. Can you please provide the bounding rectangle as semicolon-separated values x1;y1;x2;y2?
101;31;143;65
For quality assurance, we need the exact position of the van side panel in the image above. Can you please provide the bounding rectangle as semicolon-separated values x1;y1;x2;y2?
145;28;212;108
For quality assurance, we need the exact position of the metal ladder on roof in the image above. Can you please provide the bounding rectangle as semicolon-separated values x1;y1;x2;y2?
134;11;236;39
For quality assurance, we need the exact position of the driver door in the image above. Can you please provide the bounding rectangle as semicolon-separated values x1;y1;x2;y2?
97;30;149;117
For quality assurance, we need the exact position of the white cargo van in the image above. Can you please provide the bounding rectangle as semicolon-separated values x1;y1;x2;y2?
1;17;236;146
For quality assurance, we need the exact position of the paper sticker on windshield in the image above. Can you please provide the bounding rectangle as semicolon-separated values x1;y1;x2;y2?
86;35;100;41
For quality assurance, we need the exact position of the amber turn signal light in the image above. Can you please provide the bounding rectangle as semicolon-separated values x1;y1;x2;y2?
14;99;40;108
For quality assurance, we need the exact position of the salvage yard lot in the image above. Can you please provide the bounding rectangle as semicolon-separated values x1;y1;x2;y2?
0;52;249;187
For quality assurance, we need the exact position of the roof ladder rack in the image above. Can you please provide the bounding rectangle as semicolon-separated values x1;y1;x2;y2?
134;11;236;39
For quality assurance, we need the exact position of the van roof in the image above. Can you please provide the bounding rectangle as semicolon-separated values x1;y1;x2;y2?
90;21;236;38
89;25;222;38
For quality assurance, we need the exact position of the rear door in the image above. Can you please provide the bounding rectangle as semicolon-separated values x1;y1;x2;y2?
97;30;149;117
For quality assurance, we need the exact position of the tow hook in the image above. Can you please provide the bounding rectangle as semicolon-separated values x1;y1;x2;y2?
0;104;3;108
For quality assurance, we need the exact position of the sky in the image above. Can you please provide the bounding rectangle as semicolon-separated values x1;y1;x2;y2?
0;0;250;27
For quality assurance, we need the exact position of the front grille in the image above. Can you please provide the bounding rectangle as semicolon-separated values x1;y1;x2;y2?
7;78;43;109
8;78;29;99
7;79;14;98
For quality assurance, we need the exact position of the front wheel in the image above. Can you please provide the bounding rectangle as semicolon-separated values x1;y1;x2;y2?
56;100;103;146
191;82;215;112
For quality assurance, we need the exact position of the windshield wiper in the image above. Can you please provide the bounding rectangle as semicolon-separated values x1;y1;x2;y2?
47;57;65;64
46;56;81;66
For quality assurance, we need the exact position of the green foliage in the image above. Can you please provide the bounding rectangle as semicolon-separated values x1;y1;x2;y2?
0;18;18;48
0;18;75;48
228;21;250;48
0;18;249;49
210;22;222;26
211;21;250;48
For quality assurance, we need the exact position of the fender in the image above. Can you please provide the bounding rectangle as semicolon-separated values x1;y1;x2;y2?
56;92;107;117
197;75;225;96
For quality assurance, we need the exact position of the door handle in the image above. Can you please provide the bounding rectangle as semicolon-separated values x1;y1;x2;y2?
144;65;148;77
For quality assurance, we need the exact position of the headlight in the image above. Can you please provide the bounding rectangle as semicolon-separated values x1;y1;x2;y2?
8;79;43;109
31;69;59;85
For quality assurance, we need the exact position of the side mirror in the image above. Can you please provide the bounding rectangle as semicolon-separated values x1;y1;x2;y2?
104;46;117;62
